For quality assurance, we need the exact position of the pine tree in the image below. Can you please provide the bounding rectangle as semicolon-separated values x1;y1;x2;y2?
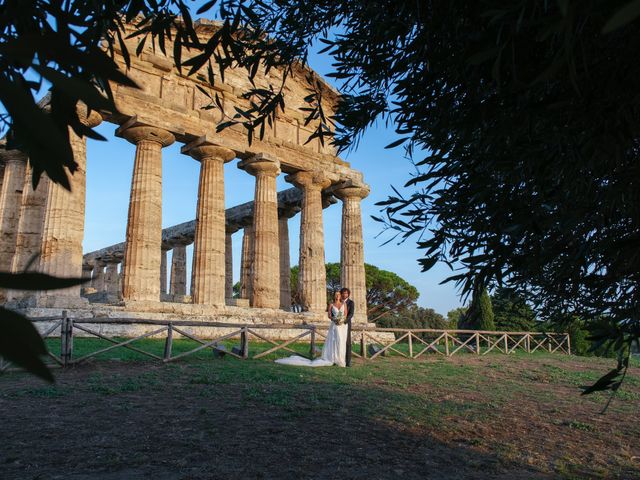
463;288;496;331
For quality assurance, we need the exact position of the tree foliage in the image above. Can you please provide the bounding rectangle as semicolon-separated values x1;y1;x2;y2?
446;307;467;330
461;288;495;331
378;306;447;339
491;288;537;332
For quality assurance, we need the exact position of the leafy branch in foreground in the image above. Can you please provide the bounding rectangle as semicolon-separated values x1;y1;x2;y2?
0;272;87;382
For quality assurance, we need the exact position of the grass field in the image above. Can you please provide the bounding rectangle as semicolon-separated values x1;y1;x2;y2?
1;339;639;479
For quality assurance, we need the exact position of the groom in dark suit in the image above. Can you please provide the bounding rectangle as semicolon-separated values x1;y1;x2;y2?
340;287;355;367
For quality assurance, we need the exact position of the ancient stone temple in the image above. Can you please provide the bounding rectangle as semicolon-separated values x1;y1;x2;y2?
0;19;370;331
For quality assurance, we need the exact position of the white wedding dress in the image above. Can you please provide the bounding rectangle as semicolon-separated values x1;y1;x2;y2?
275;303;348;368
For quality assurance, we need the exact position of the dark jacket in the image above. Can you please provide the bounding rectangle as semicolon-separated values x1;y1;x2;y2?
345;298;355;324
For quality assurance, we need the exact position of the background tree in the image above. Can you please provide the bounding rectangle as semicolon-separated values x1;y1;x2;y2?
378;306;447;340
491;288;537;332
446;307;467;330
460;288;495;331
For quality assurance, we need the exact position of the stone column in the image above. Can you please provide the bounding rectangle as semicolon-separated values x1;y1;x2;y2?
118;124;174;301
81;264;94;295
93;262;106;292
287;171;331;313
225;229;234;300
11;164;50;274
239;225;254;300
0;149;27;281
160;248;168;295
183;143;235;305
278;213;293;310
38;108;103;301
105;263;120;295
170;244;187;296
334;183;370;324
239;154;280;308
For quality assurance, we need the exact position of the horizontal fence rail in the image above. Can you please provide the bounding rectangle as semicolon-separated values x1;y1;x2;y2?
0;312;570;374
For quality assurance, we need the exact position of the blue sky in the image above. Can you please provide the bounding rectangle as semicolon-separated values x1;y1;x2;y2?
83;8;464;317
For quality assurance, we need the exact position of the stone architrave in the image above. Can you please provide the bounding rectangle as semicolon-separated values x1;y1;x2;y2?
238;154;280;309
239;225;254;300
225;230;234;300
334;183;370;324
118;124;175;301
11;164;50;275
0;149;27;286
105;263;120;295
278;214;292;310
38;108;103;300
287;171;331;313
183;142;235;305
170;244;187;296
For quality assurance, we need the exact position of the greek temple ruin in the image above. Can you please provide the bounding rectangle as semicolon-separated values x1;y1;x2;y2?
0;19;370;330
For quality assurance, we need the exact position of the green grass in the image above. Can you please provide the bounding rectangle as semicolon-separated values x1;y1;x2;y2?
4;338;640;479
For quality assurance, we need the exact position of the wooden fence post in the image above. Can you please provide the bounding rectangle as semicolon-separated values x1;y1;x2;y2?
526;334;531;353
408;331;413;358
504;334;509;354
548;334;552;353
241;327;249;359
60;312;67;366
309;326;316;360
566;333;571;355
444;333;450;356
475;333;480;355
60;310;73;367
163;323;173;361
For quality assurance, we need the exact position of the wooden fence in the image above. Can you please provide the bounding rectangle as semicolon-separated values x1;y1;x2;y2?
0;312;570;373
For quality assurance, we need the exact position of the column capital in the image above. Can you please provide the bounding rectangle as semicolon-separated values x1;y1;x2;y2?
117;124;175;147
76;103;103;128
332;183;370;201
182;138;235;163
286;170;332;191
238;153;280;177
226;223;241;234
0;147;27;165
278;205;301;219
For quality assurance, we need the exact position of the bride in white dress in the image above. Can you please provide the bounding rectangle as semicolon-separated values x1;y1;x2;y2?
275;292;348;367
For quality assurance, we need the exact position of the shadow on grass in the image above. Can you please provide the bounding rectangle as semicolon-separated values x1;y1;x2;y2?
0;361;552;480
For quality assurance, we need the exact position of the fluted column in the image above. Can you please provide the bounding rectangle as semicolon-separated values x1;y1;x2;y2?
239;225;254;299
105;263;120;295
0;149;27;281
239;154;280;308
287;171;331;313
93;262;106;292
160;249;168;295
278;214;293;310
225;229;234;300
170;244;187;296
334;183;370;323
183;143;235;305
81;264;94;295
38;108;102;299
118;124;174;301
11;164;50;275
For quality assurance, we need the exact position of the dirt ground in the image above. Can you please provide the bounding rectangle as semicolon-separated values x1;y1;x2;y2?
1;353;638;479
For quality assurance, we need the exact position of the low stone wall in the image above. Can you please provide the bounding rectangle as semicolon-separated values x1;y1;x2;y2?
21;302;391;342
